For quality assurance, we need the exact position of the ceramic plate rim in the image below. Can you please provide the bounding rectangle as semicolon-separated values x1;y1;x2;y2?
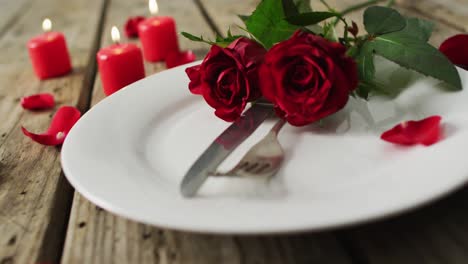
61;62;468;234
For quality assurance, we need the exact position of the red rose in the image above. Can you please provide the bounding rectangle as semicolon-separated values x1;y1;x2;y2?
185;38;266;122
259;31;358;126
124;16;145;38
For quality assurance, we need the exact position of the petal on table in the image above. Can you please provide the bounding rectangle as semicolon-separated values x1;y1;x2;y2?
21;93;55;110
21;106;81;146
439;34;468;70
381;116;442;146
124;16;145;38
165;50;196;69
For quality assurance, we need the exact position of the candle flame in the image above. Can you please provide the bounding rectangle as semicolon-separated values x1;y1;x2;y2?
42;18;52;32
111;26;120;43
149;0;159;15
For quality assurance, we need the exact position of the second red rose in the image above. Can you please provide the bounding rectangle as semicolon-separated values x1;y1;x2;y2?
259;31;358;126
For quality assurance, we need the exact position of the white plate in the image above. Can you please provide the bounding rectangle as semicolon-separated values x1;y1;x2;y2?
62;61;468;234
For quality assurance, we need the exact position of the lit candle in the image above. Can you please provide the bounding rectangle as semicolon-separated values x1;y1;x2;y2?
27;18;72;80
96;26;145;96
138;0;179;62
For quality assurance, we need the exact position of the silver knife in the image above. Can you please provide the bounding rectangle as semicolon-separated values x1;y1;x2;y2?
180;103;274;197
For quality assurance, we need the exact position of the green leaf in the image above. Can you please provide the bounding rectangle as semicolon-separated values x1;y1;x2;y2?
181;32;206;42
244;0;299;48
356;43;375;82
353;42;376;100
370;32;462;90
363;6;406;35
355;82;374;99
398;17;434;41
286;11;339;26
181;32;242;48
215;33;244;47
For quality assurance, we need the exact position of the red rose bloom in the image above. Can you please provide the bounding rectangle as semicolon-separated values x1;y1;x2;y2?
259;31;358;126
185;38;266;121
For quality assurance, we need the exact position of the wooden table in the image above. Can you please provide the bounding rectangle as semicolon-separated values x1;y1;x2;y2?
1;0;467;263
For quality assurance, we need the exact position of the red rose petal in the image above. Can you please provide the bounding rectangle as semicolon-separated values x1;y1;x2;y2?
439;34;468;70
185;64;202;94
165;50;196;69
21;93;55;110
124;16;145;38
381;116;442;146
21;106;81;146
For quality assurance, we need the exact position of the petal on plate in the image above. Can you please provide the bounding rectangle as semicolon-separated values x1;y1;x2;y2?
21;93;55;110
165;50;196;69
381;116;442;146
439;34;468;70
21;106;81;146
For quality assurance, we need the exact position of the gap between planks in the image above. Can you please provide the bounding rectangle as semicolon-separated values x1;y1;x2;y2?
44;0;112;263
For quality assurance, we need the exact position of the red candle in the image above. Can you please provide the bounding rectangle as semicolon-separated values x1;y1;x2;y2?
138;0;179;62
27;18;72;80
97;26;145;96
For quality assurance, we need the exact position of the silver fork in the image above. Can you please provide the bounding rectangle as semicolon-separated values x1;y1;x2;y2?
212;118;286;178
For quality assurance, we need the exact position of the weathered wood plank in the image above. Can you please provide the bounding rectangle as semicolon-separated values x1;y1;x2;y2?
339;187;468;264
397;0;468;32
0;0;106;263
65;191;353;264
0;0;31;38
311;0;460;46
195;0;259;36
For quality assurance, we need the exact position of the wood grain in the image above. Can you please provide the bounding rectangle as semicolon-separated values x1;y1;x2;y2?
337;187;468;264
312;0;460;47
1;0;464;263
0;0;30;38
397;0;468;32
0;0;106;263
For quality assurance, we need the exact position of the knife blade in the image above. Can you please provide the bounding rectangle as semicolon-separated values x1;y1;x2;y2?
180;103;274;197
